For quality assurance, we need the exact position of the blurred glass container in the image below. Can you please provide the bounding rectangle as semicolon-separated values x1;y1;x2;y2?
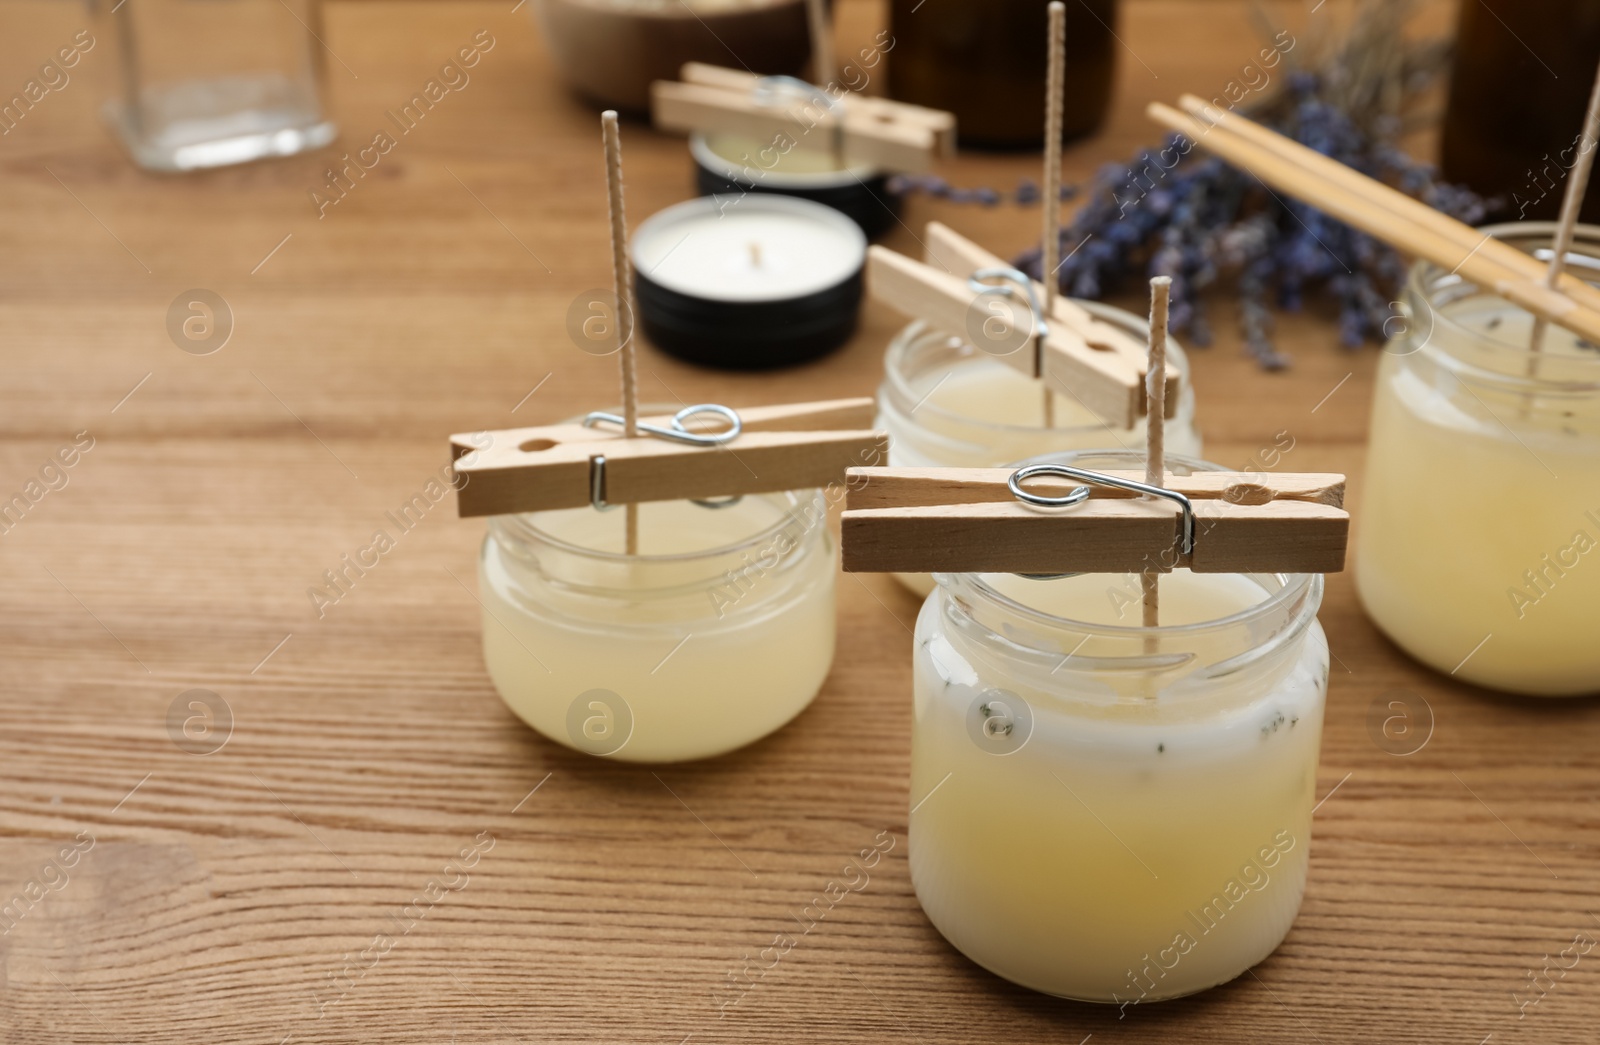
886;0;1116;149
1440;0;1600;223
101;0;336;171
534;0;814;113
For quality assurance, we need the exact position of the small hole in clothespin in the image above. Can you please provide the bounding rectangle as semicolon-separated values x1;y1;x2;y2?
1084;339;1116;353
519;438;560;453
1220;482;1273;505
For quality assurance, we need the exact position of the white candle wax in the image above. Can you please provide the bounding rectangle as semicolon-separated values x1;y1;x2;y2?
1357;294;1600;695
910;568;1328;1003
478;492;836;762
632;194;865;302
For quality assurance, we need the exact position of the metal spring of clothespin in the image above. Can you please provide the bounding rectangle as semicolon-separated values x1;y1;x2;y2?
751;75;846;159
969;267;1049;342
1007;463;1196;579
584;403;745;512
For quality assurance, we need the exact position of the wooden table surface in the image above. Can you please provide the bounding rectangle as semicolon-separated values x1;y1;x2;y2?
2;1;1596;1042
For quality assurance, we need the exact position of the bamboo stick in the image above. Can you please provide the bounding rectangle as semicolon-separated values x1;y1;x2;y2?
1147;102;1600;346
1175;94;1600;316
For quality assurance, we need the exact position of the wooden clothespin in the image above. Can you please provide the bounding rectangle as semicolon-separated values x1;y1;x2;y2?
450;113;886;527
651;63;956;174
451;398;886;519
867;237;1175;429
847;272;1344;578
839;466;1349;575
930;220;1183;414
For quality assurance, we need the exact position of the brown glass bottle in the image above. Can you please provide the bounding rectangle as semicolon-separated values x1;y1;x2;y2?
1440;0;1600;223
885;0;1117;150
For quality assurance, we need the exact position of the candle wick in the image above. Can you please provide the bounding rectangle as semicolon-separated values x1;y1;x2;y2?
749;242;762;268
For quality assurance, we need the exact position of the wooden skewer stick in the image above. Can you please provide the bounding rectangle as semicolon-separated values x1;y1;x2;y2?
1173;94;1600;316
1142;277;1170;636
1147;101;1600;345
601;111;640;555
805;0;834;87
1040;0;1067;428
1529;58;1600;365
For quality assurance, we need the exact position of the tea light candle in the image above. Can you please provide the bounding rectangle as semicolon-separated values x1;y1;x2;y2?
907;452;1329;1001
876;317;1203;595
632;194;866;368
691;132;898;237
478;490;836;761
1357;226;1600;695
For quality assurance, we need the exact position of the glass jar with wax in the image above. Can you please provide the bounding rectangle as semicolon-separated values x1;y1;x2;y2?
478;488;835;762
877;315;1202;595
909;451;1329;1002
1357;222;1600;697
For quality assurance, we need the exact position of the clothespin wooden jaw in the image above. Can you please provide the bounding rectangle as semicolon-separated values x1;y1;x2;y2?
923;221;1184;412
840;466;1349;575
651;63;956;173
868;244;1166;429
450;398;888;518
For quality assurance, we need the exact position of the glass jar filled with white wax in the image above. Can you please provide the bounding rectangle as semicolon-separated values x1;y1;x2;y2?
632;194;867;369
478;489;835;762
1357;222;1600;697
878;317;1202;595
690;131;898;238
908;452;1329;1003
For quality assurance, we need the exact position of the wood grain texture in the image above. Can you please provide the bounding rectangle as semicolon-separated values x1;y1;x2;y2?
843;467;1347;508
3;1;1600;1044
840;497;1349;574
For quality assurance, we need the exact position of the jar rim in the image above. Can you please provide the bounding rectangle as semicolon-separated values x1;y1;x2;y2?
935;449;1322;640
883;311;1183;436
1403;220;1600;392
489;488;826;565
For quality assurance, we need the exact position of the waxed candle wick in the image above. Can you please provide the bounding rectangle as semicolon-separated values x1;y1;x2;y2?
1530;58;1600;367
1039;0;1066;429
602;110;641;555
1143;275;1172;646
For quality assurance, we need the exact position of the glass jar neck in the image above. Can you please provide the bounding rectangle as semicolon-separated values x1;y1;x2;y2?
935;570;1322;703
487;491;829;603
930;450;1324;705
1399;221;1600;401
878;314;1196;467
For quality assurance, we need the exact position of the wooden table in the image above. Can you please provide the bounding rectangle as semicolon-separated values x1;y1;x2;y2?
2;1;1596;1042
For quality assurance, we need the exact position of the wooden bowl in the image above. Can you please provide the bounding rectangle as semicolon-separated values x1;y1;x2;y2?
533;0;813;113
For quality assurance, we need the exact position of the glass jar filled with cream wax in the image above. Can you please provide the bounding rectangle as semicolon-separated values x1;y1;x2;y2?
878;316;1202;594
1357;222;1600;696
478;488;835;762
908;452;1329;1002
